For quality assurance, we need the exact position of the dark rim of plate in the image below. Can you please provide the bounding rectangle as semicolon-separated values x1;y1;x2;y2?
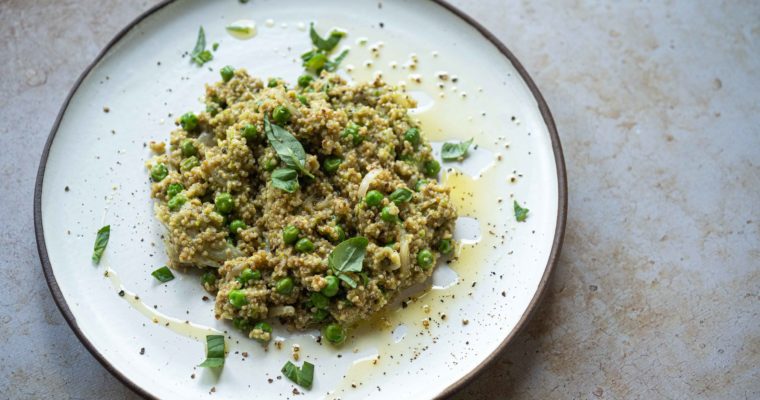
33;1;567;399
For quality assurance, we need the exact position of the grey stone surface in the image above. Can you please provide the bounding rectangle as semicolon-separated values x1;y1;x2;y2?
1;0;757;399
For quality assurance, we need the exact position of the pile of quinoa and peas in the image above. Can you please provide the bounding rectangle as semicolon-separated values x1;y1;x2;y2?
146;26;458;349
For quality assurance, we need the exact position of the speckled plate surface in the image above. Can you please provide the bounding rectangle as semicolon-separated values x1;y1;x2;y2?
34;0;566;399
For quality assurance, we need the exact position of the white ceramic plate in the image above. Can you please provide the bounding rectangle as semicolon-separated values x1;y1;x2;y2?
35;0;566;399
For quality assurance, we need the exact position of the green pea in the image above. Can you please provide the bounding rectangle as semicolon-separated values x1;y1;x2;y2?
295;238;314;253
166;183;184;198
180;112;198;131
229;219;247;234
275;277;294;294
365;190;383;207
296;94;309;106
313;308;329;322
282;225;300;245
264;158;278;171
268;78;280;88
322;323;346;345
215;192;234;214
228;289;247;308
298;74;314;87
342;123;362;145
438;239;453;255
254;321;272;333
404;127;420;147
201;271;216;286
417;249;434;269
380;206;398;223
150;163;168;182
310;292;329;309
233;317;251;331
331;225;346;244
238;268;260;285
415;179;428;191
220;65;235;82
180;139;197;157
423;159;441;177
321;275;339;297
241;124;258;141
322;157;342;174
272;105;291;124
167;193;187;211
180;156;199;171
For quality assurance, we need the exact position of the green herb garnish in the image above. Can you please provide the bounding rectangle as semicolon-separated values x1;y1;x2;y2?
92;225;110;264
441;138;474;161
309;23;345;52
226;23;253;35
281;360;314;389
190;26;213;66
198;335;225;368
327;237;368;288
389;188;413;204
325;49;349;72
151;266;175;283
264;116;314;178
271;168;300;193
514;201;529;222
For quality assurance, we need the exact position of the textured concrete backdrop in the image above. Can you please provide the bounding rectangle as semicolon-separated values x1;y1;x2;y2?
1;0;758;399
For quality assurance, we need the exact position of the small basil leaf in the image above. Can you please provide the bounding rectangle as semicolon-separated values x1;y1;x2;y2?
337;273;357;289
92;225;110;264
514;201;529;222
309;23;345;52
199;335;225;368
389;188;413;204
281;361;315;389
271;168;300;193
304;52;328;72
190;26;212;66
441;138;474;161
328;237;369;280
264;117;314;178
151;266;175;283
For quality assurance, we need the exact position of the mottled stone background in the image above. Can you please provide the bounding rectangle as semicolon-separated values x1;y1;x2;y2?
0;0;757;399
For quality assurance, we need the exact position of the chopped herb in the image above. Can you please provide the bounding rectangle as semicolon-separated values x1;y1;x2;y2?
281;360;314;389
198;335;225;368
190;27;213;66
226;23;253;35
271;168;300;193
441;138;474;161
212;42;219;51
325;49;349;72
328;237;368;288
389;188;413;204
92;225;110;264
309;23;345;52
151;266;175;283
264;116;314;178
514;201;529;222
301;50;327;72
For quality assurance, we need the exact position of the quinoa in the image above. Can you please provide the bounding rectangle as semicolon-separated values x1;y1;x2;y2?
147;69;457;337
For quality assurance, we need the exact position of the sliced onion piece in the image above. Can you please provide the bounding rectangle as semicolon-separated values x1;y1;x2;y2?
358;169;383;199
197;132;216;147
268;305;295;317
399;233;411;277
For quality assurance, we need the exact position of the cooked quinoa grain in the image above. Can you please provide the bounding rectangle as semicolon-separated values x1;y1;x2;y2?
148;69;457;338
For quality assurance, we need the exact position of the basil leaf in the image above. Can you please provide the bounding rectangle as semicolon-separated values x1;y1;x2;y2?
264;117;314;178
282;361;314;389
303;51;327;72
441;138;474;161
151;266;175;283
190;26;212;66
271;168;300;193
514;201;529;222
226;23;252;34
325;49;349;72
199;334;225;368
92;225;110;264
328;237;368;288
389;188;413;204
309;23;345;52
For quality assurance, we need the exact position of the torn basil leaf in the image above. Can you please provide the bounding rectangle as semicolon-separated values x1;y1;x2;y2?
389;188;413;204
441;138;474;161
324;49;349;72
328;237;368;289
190;26;213;66
271;168;300;193
309;23;345;52
281;360;314;389
198;335;225;368
264;116;314;178
151;266;175;283
92;225;110;264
